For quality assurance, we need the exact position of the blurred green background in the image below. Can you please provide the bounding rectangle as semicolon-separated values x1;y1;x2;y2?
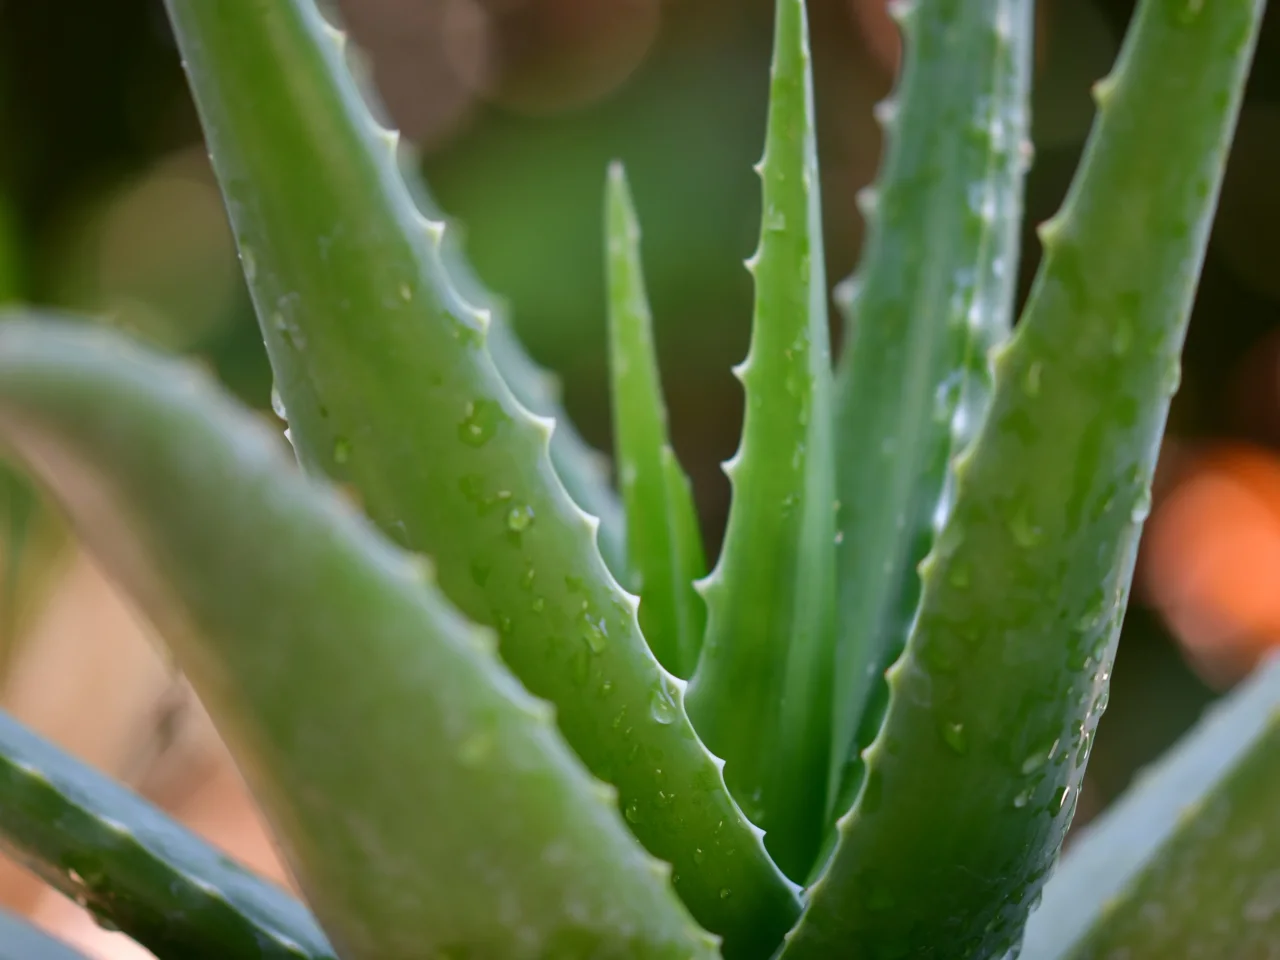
2;0;1279;827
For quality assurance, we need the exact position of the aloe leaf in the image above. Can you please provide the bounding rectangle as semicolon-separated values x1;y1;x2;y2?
605;163;707;678
0;905;89;960
685;0;836;883
403;180;629;580
784;1;1266;955
0;316;721;960
0;705;336;959
161;1;800;951
828;0;1034;819
1022;653;1280;960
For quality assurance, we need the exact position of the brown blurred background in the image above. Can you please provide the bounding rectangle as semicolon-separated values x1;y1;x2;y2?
0;0;1278;954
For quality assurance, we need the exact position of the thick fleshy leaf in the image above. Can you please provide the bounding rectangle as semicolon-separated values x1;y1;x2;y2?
828;0;1033;819
784;0;1266;955
403;178;628;580
0;316;719;960
1023;653;1280;959
605;163;707;678
161;1;800;951
0;706;336;959
686;0;836;882
0;905;88;960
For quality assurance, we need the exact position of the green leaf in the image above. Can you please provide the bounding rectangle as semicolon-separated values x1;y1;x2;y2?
1023;653;1280;959
0;316;720;960
605;162;707;678
0;706;336;959
828;0;1034;820
162;1;800;951
686;0;836;883
0;905;90;960
403;177;629;580
784;0;1266;955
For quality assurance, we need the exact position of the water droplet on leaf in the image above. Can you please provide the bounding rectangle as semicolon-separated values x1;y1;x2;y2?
940;720;968;755
458;399;507;447
650;687;679;725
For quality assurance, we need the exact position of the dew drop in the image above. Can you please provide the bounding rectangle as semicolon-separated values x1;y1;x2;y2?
470;560;491;587
458;399;507;447
1051;785;1072;814
399;282;413;302
1130;487;1152;524
583;616;609;653
940;720;968;756
719;888;732;900
693;848;706;865
625;802;641;824
241;247;257;283
764;207;786;232
532;597;546;613
506;504;536;534
933;371;964;421
1012;786;1034;809
270;385;287;421
1020;738;1059;775
650;687;679;725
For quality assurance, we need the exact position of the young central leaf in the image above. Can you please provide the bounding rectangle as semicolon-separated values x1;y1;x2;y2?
686;0;836;882
605;163;708;679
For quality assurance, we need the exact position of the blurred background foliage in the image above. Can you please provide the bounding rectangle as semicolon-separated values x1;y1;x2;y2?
0;0;1278;951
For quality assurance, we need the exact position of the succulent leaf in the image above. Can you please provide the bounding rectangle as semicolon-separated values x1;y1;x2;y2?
404;178;629;580
605;162;708;679
161;0;800;951
0;316;720;960
1023;653;1280;959
784;0;1266;955
0;705;336;959
828;0;1034;819
686;0;836;883
0;905;89;960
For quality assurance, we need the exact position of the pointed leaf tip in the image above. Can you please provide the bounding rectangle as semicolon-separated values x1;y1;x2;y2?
686;0;837;883
605;162;708;679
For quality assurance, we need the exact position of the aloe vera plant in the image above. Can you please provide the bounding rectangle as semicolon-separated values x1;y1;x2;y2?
0;0;1270;957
